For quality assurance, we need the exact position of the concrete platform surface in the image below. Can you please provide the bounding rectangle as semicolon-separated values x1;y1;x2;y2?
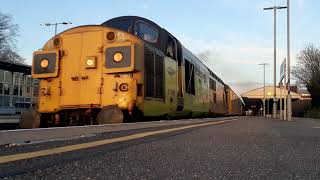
1;116;320;179
0;116;239;146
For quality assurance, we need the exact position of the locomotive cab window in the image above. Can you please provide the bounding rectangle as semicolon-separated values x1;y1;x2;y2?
135;21;158;43
166;35;177;60
107;20;132;32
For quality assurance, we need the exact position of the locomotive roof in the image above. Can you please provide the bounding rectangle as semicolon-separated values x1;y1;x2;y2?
101;16;162;31
102;16;225;85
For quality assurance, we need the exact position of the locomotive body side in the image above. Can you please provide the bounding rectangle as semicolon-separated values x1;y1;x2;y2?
226;87;244;115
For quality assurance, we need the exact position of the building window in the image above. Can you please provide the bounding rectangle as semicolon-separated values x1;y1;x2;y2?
4;71;12;83
3;84;10;95
13;85;19;96
135;22;158;43
26;76;32;96
0;70;4;95
2;71;11;96
0;70;4;82
13;73;21;96
0;83;3;95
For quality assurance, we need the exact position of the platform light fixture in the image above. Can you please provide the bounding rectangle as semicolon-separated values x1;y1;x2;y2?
263;5;287;119
41;22;72;36
259;63;269;117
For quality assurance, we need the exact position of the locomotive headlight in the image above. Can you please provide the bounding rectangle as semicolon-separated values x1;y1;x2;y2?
85;57;96;69
40;58;49;68
86;59;94;66
113;52;123;63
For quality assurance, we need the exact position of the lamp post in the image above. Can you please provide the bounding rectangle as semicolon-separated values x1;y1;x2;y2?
259;63;269;117
263;6;287;119
286;0;292;121
41;22;72;36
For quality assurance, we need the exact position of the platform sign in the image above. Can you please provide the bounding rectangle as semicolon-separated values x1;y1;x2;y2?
280;58;286;81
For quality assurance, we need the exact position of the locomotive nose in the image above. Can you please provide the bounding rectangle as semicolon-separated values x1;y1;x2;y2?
31;25;145;126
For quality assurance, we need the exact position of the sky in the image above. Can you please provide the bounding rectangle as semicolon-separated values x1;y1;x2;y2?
1;0;320;95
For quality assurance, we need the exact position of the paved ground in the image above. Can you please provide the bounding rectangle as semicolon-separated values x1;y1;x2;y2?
1;117;320;179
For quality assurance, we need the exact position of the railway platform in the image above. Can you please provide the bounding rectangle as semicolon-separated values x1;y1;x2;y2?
1;116;320;179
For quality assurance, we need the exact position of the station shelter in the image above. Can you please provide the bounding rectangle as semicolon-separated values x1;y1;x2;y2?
0;59;39;115
241;85;301;116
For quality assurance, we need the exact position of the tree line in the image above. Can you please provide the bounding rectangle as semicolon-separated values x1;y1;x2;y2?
293;44;320;109
0;11;25;63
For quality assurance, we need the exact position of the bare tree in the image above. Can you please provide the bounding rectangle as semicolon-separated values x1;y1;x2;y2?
0;11;25;63
292;44;320;108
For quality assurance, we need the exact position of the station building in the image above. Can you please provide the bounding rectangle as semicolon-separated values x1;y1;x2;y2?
0;59;38;116
241;85;311;116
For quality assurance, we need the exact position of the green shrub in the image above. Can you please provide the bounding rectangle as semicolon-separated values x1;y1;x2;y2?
305;108;320;119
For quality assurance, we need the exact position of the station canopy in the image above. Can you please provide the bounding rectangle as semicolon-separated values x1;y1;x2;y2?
0;59;31;74
241;85;301;100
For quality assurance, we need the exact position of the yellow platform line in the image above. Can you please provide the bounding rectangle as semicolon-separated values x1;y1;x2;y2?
0;119;237;164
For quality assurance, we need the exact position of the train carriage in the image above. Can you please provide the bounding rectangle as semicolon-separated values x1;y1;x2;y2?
22;16;239;128
226;85;244;116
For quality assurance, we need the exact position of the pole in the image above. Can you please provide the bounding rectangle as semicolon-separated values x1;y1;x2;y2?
284;71;287;120
287;0;292;121
263;5;287;119
263;65;266;117
259;63;268;117
273;7;277;119
267;96;270;114
42;22;72;37
54;23;58;36
280;82;283;120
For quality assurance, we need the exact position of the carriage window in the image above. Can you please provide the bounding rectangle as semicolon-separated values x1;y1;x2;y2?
135;22;158;43
108;20;132;32
209;79;216;91
210;78;217;103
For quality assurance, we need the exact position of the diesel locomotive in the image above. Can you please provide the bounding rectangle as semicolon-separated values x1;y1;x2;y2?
20;16;243;128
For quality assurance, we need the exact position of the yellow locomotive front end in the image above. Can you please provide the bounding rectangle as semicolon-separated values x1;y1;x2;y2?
22;26;145;128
